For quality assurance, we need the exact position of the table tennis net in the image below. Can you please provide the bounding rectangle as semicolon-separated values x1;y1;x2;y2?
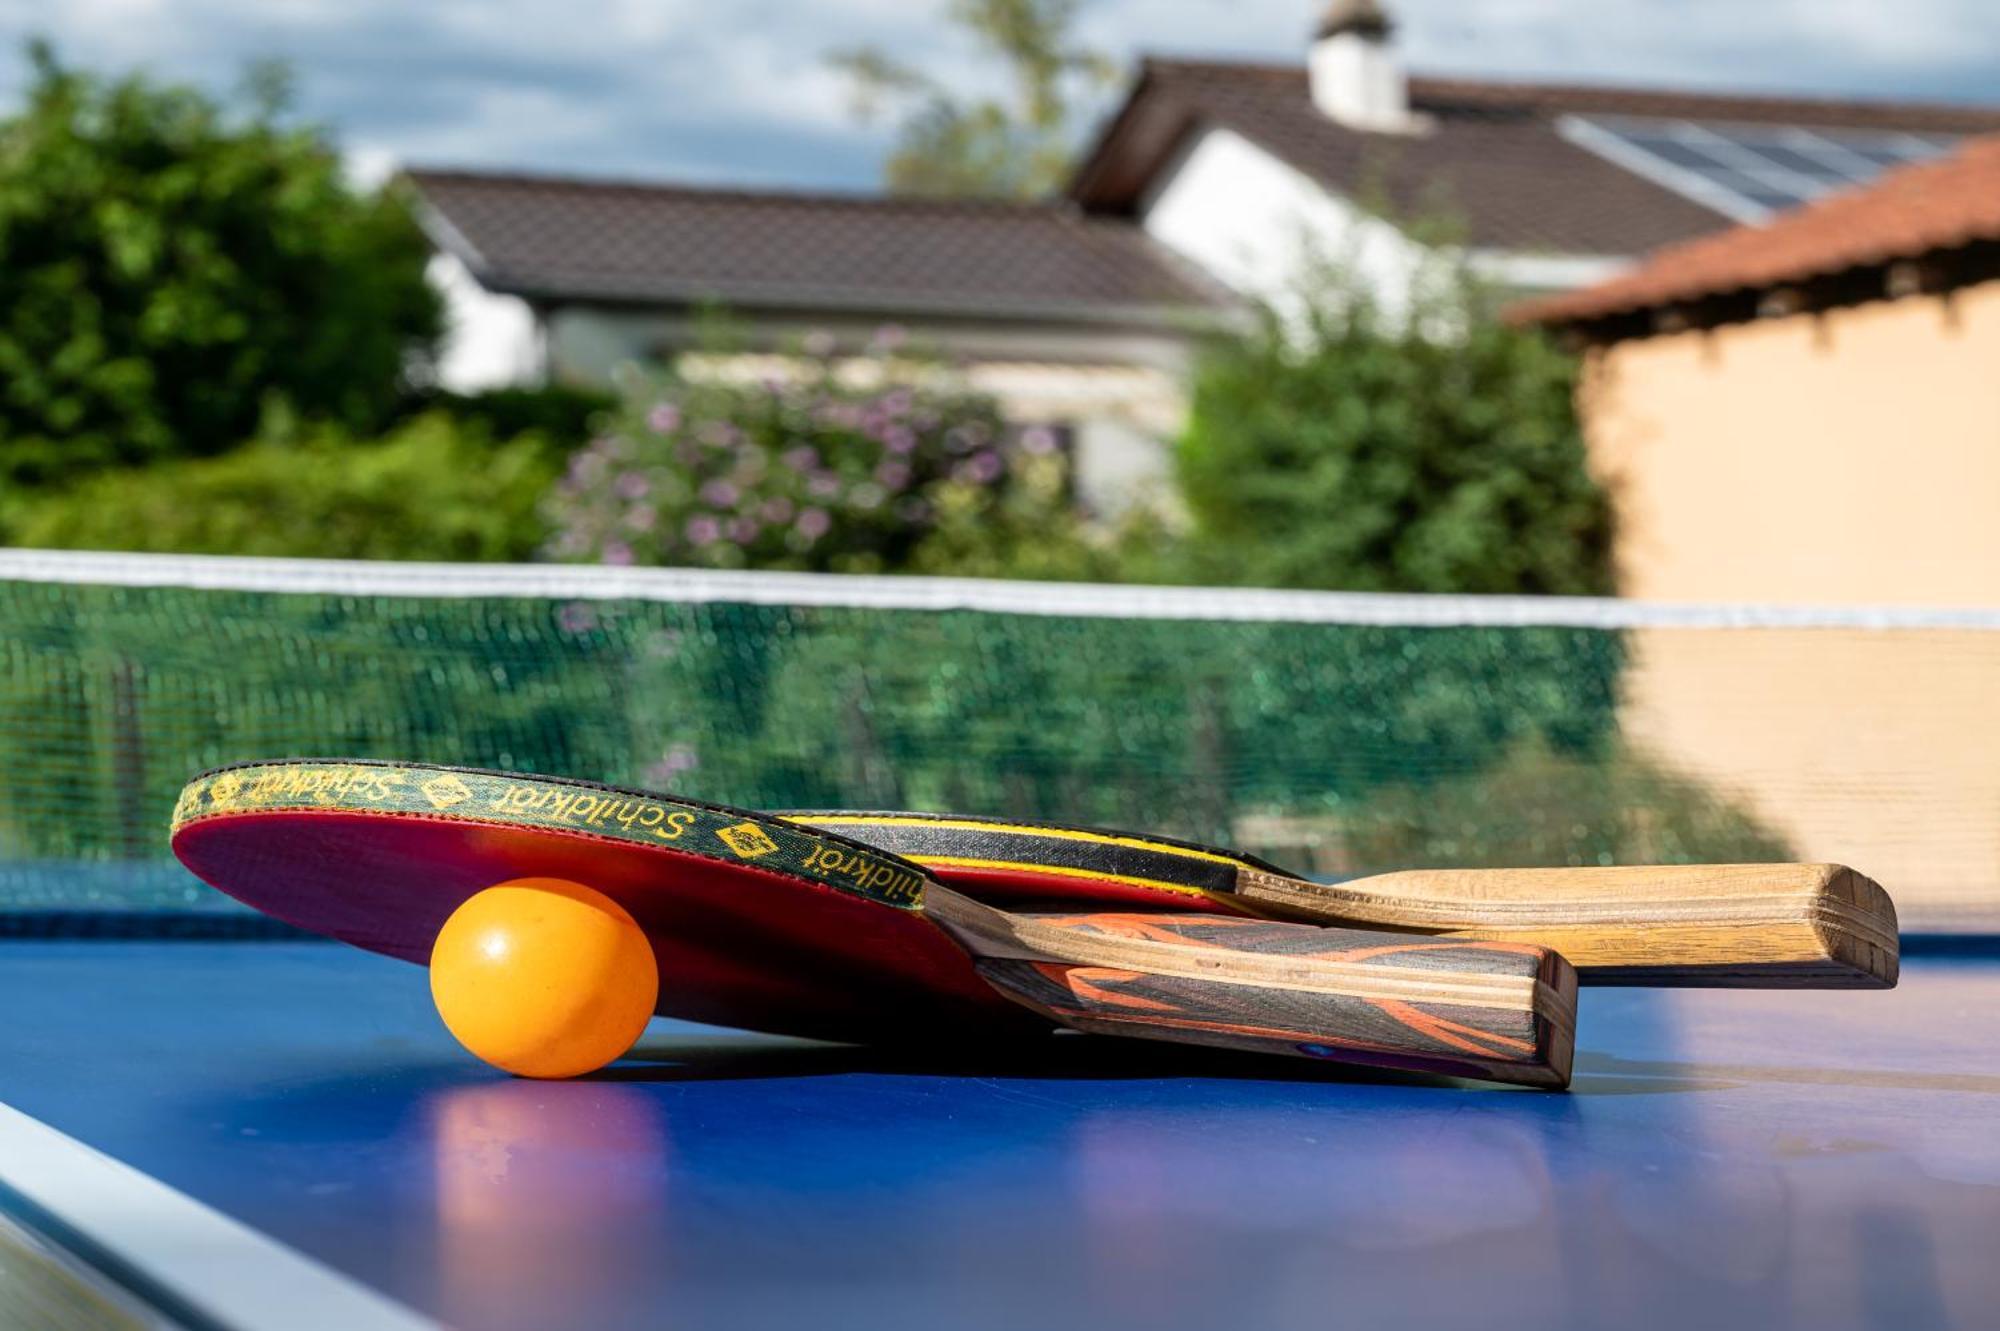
3;551;1996;932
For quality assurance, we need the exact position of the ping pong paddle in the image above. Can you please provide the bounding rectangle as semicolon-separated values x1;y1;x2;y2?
169;761;1578;1088
782;812;1898;989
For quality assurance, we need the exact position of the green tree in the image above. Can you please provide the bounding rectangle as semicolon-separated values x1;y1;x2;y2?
0;43;441;484
829;0;1115;198
1178;254;1614;595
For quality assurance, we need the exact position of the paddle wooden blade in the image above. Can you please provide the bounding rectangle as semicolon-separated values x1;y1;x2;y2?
1238;863;1898;989
928;893;1576;1089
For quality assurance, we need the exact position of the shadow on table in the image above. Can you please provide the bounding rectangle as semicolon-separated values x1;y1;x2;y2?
607;1029;1565;1091
1572;1051;2000;1096
609;1031;2000;1098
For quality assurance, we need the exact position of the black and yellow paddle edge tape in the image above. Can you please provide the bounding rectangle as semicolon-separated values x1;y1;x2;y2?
171;760;930;911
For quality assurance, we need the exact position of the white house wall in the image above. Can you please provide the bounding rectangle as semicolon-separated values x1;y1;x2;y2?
1139;125;1429;319
1139;125;1630;309
1470;249;1631;298
540;307;1202;383
428;253;543;391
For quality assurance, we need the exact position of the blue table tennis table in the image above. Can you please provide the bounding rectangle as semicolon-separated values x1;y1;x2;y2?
2;936;1997;1331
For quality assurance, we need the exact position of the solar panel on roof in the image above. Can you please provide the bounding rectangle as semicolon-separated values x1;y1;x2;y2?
1753;141;1867;182
1558;115;1958;223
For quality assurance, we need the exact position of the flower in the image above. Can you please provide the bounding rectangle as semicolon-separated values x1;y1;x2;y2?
1019;425;1058;456
560;376;1017;573
869;324;908;353
556;602;597;634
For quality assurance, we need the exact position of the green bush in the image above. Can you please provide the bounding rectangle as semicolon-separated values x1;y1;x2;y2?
0;44;440;485
0;579;1626;867
902;449;1180;582
624;607;1622;842
1178;255;1613;595
396;384;614;455
3;414;557;561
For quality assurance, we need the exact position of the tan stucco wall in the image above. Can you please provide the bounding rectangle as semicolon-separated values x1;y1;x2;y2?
1578;281;2000;926
1621;626;2000;929
1580;278;2000;605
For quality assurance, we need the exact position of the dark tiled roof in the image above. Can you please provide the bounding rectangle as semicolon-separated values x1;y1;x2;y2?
404;170;1238;324
1068;60;2000;257
1514;134;2000;326
1391;76;2000;133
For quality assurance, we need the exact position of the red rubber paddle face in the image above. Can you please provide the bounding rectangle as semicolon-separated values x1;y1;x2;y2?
170;763;1040;1046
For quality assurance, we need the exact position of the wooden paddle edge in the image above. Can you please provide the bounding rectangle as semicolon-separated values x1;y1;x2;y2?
1238;863;1899;988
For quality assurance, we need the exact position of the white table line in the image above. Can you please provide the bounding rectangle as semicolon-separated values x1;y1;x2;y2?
0;1102;436;1331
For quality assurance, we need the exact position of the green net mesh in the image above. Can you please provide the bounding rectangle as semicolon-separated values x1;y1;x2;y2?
4;554;1995;929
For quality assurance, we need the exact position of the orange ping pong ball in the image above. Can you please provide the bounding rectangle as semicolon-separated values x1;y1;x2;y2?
429;877;659;1079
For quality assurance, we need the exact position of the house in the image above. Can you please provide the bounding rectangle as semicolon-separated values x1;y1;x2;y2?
1515;133;2000;606
410;175;1238;511
407;0;2000;511
1514;137;2000;928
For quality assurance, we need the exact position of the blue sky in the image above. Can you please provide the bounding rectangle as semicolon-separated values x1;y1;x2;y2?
3;0;1995;190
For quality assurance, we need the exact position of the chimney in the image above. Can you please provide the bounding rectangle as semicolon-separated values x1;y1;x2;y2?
1309;0;1412;132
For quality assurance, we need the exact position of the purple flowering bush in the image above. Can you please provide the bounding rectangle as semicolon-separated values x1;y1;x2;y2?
544;352;1038;573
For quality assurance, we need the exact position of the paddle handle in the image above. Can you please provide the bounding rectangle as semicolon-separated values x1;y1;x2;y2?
930;894;1576;1088
1239;862;1898;988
